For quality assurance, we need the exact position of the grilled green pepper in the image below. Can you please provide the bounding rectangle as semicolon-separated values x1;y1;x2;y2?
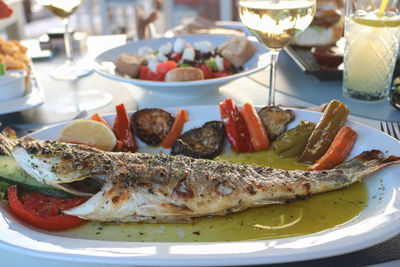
298;100;350;164
272;120;316;158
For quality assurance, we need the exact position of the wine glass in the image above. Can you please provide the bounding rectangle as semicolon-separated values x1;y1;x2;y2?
37;0;92;80
36;0;113;113
238;0;316;106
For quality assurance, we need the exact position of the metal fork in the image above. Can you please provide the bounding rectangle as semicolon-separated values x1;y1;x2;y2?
380;121;400;140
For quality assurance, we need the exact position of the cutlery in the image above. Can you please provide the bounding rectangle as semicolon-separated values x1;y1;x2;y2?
380;121;400;140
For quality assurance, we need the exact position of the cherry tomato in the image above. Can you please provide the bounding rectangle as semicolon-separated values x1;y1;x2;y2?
139;66;160;81
7;185;88;231
170;52;182;62
156;60;177;80
199;64;213;79
223;59;231;70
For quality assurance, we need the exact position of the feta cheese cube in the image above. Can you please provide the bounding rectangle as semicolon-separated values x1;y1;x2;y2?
156;52;169;62
194;41;212;54
138;46;154;56
159;42;173;55
145;54;156;62
147;59;159;73
182;47;195;62
173;38;187;53
215;55;224;71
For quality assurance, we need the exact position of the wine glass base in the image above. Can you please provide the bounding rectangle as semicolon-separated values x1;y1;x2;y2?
56;90;113;113
50;62;93;81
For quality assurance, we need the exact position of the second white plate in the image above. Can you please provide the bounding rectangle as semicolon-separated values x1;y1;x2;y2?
93;35;269;97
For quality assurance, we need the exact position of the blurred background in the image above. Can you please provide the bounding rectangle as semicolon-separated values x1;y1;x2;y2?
1;0;240;40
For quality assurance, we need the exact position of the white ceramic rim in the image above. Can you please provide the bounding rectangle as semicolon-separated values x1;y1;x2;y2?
0;106;399;266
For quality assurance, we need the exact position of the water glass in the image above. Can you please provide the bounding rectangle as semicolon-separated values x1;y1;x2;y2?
343;0;400;101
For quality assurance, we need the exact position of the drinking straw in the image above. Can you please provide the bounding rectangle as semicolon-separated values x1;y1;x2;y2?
378;0;389;16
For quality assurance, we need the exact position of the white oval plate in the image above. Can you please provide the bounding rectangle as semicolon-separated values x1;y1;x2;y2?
0;106;400;266
93;35;269;97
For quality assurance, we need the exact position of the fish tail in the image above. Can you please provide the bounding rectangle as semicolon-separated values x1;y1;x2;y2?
336;150;400;180
0;128;18;156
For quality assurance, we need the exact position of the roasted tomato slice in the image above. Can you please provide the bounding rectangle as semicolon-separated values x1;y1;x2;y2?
7;185;88;231
131;108;175;146
171;121;225;159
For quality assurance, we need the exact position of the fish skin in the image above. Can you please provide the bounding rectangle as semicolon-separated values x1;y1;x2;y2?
12;137;400;223
12;138;114;186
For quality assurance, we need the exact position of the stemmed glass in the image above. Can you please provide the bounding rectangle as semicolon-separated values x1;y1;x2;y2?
37;0;92;80
36;0;113;112
238;0;316;106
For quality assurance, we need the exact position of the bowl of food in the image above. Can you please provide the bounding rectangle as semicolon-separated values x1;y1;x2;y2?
0;66;26;102
93;35;269;97
311;45;343;70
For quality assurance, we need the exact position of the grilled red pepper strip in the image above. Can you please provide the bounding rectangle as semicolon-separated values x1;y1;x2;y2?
219;99;253;153
7;185;88;231
91;113;112;129
114;103;136;152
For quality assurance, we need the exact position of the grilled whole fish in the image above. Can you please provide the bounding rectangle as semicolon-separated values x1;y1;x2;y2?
12;137;400;223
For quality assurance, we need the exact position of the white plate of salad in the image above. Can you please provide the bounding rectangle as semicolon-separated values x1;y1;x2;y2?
93;35;269;97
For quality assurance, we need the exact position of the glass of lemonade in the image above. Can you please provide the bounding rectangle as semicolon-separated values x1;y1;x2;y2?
238;0;316;106
343;0;400;101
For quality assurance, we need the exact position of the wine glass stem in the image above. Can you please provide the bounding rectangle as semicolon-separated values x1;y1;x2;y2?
62;18;73;63
268;50;280;106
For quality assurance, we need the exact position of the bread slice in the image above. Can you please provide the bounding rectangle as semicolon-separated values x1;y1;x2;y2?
164;67;204;82
292;25;343;47
219;37;256;68
115;53;147;78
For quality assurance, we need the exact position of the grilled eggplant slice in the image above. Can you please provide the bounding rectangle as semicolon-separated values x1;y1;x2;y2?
258;106;295;141
171;121;225;159
131;108;175;146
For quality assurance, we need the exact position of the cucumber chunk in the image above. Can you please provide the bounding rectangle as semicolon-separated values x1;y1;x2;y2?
0;156;73;197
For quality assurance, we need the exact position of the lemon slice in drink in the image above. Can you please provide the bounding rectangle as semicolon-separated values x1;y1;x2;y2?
57;119;117;151
353;16;400;27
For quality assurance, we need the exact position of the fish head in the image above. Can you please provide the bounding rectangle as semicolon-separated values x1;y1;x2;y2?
12;137;114;187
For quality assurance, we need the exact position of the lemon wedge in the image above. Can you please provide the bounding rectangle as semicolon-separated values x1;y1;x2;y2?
56;119;117;151
353;16;400;27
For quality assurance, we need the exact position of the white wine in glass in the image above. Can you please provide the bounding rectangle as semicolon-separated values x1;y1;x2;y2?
37;0;92;81
238;0;316;105
37;0;113;113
